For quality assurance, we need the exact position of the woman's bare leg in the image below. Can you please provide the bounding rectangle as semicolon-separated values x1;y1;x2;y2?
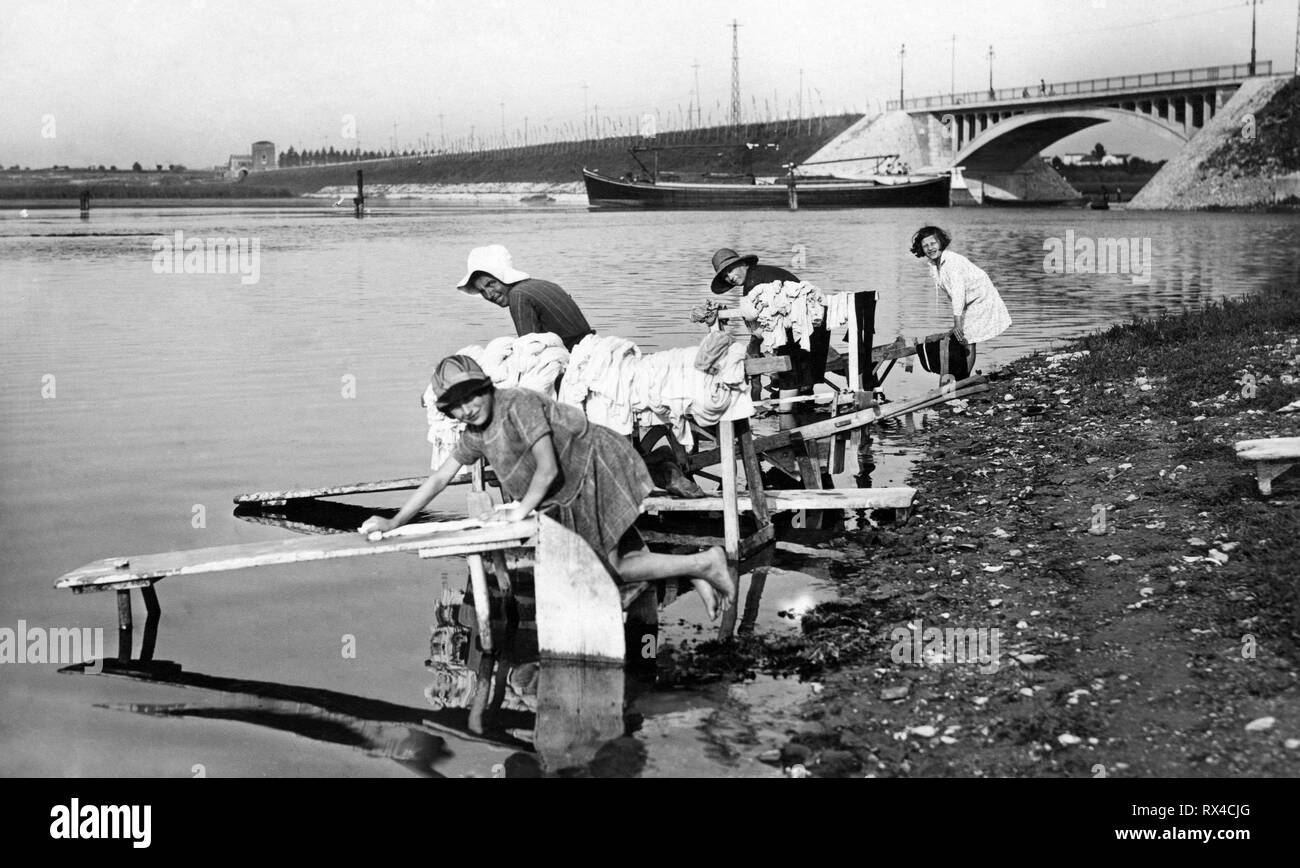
611;547;734;620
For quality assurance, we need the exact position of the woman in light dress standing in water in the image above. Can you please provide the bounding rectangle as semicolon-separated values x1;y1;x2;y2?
910;226;1011;384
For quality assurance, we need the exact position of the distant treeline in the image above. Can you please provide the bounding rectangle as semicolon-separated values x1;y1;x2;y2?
244;115;864;193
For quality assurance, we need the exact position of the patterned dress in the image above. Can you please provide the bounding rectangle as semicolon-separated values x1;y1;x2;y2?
450;388;652;559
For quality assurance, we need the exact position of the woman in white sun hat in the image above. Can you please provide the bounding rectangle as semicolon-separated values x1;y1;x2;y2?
455;244;594;352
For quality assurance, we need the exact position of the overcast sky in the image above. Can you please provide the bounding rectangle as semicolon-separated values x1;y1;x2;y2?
3;0;1295;168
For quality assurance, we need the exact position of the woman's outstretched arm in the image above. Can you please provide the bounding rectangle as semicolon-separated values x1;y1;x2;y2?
360;455;463;535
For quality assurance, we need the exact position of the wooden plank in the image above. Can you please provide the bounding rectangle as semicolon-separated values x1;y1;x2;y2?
53;520;539;592
235;476;433;505
1235;437;1300;459
743;355;794;375
416;539;538;559
848;295;861;389
467;555;494;653
824;332;950;374
687;378;988;470
737;421;771;532
719;419;741;560
854;291;876;389
532;514;624;662
642;487;915;514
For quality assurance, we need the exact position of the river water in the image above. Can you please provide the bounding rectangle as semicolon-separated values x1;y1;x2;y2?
2;200;1297;777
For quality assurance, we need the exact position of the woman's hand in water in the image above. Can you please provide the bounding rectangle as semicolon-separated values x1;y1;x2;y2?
359;515;395;536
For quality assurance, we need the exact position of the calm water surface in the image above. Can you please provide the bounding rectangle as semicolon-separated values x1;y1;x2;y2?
2;202;1297;776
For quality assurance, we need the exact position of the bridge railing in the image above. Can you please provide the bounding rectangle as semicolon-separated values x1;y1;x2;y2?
887;61;1273;111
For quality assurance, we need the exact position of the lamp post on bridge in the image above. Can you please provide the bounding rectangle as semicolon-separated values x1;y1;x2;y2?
1249;0;1257;75
987;45;995;100
950;34;956;101
899;43;906;107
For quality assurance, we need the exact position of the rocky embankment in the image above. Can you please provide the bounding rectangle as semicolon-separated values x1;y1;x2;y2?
681;288;1300;777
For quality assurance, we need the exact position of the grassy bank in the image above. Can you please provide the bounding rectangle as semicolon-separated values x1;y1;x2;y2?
680;287;1300;777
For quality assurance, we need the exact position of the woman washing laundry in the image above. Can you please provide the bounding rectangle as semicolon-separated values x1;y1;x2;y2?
708;247;830;397
360;355;735;619
910;226;1011;385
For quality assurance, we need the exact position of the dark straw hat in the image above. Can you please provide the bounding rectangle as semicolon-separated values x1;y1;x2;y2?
431;355;492;411
709;248;758;294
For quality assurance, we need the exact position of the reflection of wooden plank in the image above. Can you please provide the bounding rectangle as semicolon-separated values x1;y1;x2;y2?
233;470;501;505
531;516;625;768
53;520;539;593
234;477;427;504
643;487;914;514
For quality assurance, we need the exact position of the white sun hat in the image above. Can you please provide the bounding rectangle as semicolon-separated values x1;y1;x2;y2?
455;244;530;293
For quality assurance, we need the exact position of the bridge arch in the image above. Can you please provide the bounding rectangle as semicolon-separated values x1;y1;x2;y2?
949;107;1189;173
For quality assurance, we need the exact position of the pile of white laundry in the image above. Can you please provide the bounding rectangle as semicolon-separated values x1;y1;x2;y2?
558;334;753;449
420;330;753;466
737;280;852;352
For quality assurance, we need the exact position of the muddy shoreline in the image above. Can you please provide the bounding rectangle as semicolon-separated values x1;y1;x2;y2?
681;288;1300;777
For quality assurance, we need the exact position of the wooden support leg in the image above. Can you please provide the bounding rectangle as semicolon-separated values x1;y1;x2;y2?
717;418;743;635
737;420;774;555
718;418;741;562
465;467;497;734
115;590;133;662
1256;460;1296;495
139;585;161;662
466;554;495;734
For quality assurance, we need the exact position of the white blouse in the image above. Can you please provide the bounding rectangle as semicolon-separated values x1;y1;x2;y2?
929;250;1012;344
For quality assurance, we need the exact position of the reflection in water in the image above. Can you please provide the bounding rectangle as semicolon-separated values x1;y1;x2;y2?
61;658;528;778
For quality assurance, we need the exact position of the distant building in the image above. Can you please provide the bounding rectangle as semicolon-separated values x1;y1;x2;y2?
1100;153;1130;167
1059;153;1092;166
251;141;276;172
227;154;253;178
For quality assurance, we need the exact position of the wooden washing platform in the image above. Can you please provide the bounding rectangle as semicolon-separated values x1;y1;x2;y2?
642;487;915;516
54;512;627;771
1235;437;1300;495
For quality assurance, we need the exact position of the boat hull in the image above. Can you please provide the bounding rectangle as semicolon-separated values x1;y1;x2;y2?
581;169;950;209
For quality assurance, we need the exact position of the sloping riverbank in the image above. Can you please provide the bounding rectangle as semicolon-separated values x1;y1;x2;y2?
1131;75;1300;211
685;287;1300;777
